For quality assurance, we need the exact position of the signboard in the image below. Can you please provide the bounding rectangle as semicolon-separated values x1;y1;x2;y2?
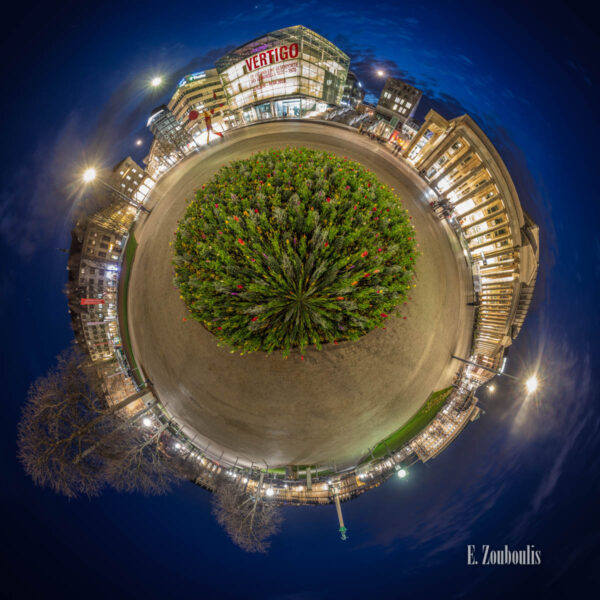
248;62;298;88
177;71;207;88
244;44;299;72
81;298;105;305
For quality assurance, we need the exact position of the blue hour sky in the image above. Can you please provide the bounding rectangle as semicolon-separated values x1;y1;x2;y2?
1;1;599;598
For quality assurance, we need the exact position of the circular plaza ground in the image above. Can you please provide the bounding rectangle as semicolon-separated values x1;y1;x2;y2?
128;120;474;469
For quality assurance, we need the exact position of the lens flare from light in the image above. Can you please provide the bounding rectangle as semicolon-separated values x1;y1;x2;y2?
83;168;97;183
526;376;539;394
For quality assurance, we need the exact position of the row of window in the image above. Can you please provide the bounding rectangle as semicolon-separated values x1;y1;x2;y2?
382;91;413;109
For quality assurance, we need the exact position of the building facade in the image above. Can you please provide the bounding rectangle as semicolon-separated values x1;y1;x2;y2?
215;25;350;124
376;77;422;125
111;156;155;206
168;69;230;136
403;109;539;377
67;201;137;363
147;105;197;156
341;71;365;107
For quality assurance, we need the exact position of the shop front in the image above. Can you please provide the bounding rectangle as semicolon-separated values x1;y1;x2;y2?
215;26;349;124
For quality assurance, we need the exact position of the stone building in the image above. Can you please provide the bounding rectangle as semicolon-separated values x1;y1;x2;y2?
376;77;422;125
403;109;539;376
67;201;137;363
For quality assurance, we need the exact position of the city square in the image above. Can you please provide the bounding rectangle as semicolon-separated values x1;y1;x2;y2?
11;10;591;592
128;120;474;468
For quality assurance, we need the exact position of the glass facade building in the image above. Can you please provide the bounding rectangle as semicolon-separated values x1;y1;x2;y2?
215;26;350;124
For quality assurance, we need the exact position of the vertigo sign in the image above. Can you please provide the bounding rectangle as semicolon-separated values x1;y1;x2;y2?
245;44;299;72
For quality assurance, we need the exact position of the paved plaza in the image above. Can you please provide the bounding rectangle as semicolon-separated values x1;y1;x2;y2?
128;121;474;468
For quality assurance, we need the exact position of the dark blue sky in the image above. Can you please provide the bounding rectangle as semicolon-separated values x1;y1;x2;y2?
1;1;599;598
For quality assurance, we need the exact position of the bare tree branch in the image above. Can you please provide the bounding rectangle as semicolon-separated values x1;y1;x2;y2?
211;477;283;553
17;345;191;498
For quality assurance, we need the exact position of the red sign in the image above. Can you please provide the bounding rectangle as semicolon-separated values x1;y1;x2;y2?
245;44;299;72
188;110;199;120
81;298;105;305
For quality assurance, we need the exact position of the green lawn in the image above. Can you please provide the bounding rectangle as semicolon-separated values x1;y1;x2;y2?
118;232;142;385
362;386;455;463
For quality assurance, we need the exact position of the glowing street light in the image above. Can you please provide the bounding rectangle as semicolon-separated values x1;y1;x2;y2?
81;166;150;214
82;167;97;183
151;76;163;87
452;355;540;394
397;468;407;479
135;139;143;146
525;375;539;394
488;384;496;393
265;487;274;497
142;417;152;427
376;69;385;77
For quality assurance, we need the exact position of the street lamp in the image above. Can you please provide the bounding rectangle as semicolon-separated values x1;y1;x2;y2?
376;69;385;77
142;417;152;427
397;468;407;479
151;76;163;87
488;384;496;393
135;139;143;146
81;167;150;214
83;167;97;183
525;375;539;394
452;355;540;394
265;487;274;497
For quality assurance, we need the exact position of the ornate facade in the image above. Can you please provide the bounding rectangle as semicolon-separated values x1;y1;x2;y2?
404;110;539;375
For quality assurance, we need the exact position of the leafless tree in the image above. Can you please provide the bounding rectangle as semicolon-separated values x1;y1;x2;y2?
211;475;283;553
104;421;191;495
17;345;171;498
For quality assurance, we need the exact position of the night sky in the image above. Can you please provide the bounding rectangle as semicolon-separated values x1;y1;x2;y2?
1;1;599;598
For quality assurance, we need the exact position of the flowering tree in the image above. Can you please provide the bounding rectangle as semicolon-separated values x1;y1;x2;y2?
173;147;417;356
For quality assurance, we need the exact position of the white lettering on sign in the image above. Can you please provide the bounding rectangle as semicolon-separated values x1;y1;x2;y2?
245;44;299;72
247;62;298;88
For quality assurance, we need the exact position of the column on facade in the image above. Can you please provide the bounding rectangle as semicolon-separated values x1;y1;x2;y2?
440;162;486;197
455;193;501;219
427;147;473;189
462;205;507;230
464;220;510;242
417;130;461;173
